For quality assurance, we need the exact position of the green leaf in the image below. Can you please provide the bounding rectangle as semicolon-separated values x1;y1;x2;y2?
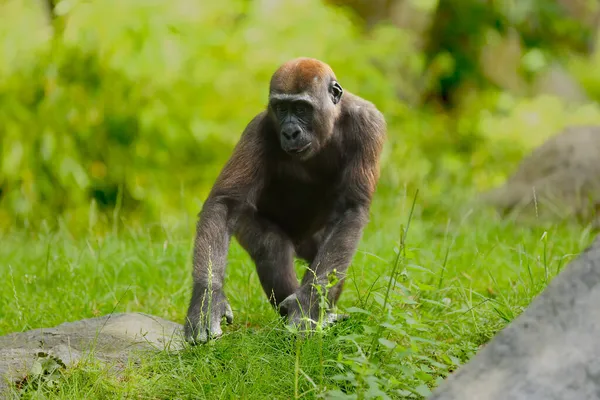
415;371;433;382
29;360;43;376
414;384;432;397
378;337;397;349
345;306;372;315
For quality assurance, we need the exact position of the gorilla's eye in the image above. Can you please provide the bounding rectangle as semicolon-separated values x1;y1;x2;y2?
274;103;286;114
294;103;307;115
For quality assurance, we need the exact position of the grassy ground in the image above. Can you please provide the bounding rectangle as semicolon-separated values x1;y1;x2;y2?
0;184;596;399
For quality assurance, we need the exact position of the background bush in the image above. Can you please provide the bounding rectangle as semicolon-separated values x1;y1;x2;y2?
2;0;600;230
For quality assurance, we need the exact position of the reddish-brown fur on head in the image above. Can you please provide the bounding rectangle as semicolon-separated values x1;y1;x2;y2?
270;57;336;94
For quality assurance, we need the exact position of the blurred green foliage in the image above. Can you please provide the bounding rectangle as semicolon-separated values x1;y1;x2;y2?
423;0;597;105
0;0;417;229
2;0;600;230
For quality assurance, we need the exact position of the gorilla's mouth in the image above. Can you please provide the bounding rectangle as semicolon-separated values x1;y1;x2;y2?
287;142;312;155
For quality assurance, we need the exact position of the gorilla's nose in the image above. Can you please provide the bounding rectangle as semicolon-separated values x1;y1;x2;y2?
282;126;301;140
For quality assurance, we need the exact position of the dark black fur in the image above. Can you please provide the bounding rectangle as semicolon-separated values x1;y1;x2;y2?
184;58;386;344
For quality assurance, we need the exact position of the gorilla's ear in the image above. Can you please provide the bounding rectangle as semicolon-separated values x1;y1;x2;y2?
330;81;343;105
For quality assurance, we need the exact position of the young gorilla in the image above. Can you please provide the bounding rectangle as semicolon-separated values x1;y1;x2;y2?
184;57;386;344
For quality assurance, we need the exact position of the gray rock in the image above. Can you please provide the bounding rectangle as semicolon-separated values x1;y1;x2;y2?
533;62;589;104
481;125;600;226
429;235;600;400
0;312;183;395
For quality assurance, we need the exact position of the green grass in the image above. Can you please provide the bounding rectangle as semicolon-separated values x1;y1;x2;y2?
0;186;595;399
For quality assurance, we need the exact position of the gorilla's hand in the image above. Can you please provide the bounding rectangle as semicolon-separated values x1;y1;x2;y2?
279;291;348;331
184;289;233;344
